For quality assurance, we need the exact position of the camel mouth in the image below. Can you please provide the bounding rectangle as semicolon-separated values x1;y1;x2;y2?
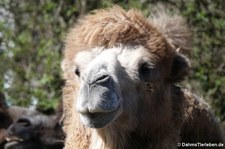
80;108;119;128
6;136;23;142
5;136;24;148
5;137;39;149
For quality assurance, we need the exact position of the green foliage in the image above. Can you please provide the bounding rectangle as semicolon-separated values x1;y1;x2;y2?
0;0;224;122
180;1;225;121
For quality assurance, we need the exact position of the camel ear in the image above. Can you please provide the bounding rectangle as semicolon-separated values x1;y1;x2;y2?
170;53;190;83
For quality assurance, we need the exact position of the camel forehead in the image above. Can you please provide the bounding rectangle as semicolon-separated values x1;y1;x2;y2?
74;45;155;69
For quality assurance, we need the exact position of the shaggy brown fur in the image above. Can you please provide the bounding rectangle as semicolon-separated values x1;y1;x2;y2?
62;6;224;149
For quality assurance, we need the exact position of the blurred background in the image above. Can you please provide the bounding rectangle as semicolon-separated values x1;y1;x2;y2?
0;0;224;126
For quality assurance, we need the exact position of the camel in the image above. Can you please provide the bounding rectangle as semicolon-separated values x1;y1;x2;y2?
0;93;64;149
5;108;64;149
61;6;225;149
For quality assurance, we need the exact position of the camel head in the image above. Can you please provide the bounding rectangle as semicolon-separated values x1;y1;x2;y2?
62;6;191;130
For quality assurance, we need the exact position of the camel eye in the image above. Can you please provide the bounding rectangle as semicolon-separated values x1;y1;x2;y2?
140;64;151;74
139;63;155;81
75;68;80;77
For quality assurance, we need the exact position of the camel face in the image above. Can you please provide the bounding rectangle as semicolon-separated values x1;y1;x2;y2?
75;45;159;128
62;7;225;149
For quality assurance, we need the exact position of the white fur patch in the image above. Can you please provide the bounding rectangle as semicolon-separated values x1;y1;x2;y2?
74;45;155;81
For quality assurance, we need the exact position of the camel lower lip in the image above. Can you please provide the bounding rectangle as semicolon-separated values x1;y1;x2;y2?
80;110;118;128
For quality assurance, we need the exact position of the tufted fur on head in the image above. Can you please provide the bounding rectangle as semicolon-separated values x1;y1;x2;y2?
149;8;191;55
62;6;224;149
63;6;168;66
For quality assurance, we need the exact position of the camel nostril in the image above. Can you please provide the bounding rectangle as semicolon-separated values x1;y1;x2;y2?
16;117;31;127
96;74;109;83
89;73;110;85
